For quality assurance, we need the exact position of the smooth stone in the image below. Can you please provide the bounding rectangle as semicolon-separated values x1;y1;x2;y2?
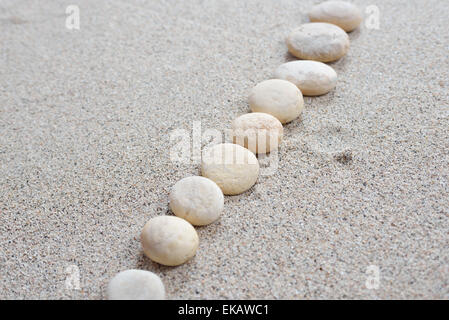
232;112;283;154
107;269;165;300
201;143;259;195
249;79;304;124
286;23;349;62
274;60;337;96
308;1;362;32
169;176;224;226
141;216;199;266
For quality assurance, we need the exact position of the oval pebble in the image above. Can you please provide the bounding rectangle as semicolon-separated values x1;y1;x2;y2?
201;143;259;195
141;216;199;266
107;269;165;300
308;1;362;32
169;176;224;226
274;60;337;96
232;112;283;154
249;79;304;124
286;23;349;62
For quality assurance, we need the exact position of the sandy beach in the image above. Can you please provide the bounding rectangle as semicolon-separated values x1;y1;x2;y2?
0;0;448;299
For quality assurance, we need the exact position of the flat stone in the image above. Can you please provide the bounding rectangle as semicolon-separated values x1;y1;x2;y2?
249;79;304;124
201;143;259;195
107;269;165;300
286;23;350;62
141;216;199;266
309;1;363;32
169;176;224;226
274;60;337;96
232;112;283;154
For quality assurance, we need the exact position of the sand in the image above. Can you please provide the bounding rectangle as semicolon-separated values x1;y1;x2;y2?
0;0;448;299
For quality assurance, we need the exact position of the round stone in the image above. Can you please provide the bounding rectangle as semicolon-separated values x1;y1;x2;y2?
286;23;350;62
141;216;199;266
232;112;283;154
308;1;362;32
249;79;304;124
274;60;338;96
201;143;259;195
169;176;224;226
107;269;165;300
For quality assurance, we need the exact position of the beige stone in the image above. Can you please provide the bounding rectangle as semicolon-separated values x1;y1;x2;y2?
169;176;224;226
232;113;283;154
201;143;259;195
286;23;349;62
249;79;304;124
107;269;165;300
274;60;337;96
141;216;199;266
308;1;363;32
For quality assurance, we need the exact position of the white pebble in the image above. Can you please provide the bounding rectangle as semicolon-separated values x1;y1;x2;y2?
169;176;224;226
107;269;165;300
274;60;337;96
141;216;199;266
201;143;259;195
249;79;304;124
232;112;283;154
308;1;362;32
286;23;349;62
